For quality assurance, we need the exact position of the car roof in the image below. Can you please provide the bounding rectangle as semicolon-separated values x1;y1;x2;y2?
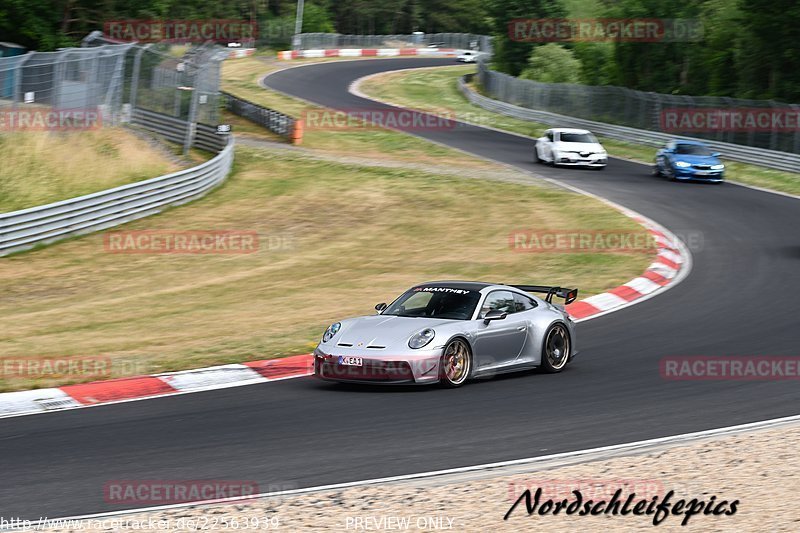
550;128;591;134
415;280;494;291
673;139;707;146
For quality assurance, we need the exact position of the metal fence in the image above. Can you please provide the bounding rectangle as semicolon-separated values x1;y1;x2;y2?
221;91;296;137
0;43;134;122
477;61;800;155
295;33;492;52
461;73;800;173
0;135;234;256
0;34;229;152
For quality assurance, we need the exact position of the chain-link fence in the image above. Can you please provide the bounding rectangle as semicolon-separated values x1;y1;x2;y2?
0;43;134;121
295;33;492;52
0;33;229;152
477;61;800;154
127;42;227;127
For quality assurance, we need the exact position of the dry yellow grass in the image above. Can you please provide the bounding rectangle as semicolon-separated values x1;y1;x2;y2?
0;128;180;213
0;148;652;391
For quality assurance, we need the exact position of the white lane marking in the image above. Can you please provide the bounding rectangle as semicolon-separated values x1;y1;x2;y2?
582;292;629;311
157;364;266;391
646;262;677;279
625;276;662;295
14;413;800;529
0;388;81;417
658;249;683;264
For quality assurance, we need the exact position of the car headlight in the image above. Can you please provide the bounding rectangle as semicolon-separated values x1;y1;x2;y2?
711;164;724;170
675;161;691;168
322;322;341;343
408;328;435;349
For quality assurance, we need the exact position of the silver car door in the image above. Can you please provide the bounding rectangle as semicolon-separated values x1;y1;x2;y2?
472;290;528;369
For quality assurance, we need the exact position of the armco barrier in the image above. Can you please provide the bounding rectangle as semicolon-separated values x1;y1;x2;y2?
221;91;296;138
0;133;234;256
130;109;226;153
460;73;800;173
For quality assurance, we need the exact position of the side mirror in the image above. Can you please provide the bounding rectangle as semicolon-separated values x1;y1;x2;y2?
711;152;721;157
375;302;387;313
483;309;508;325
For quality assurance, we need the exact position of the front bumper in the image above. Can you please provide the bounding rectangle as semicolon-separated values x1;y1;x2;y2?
313;349;442;385
673;168;724;182
555;155;607;167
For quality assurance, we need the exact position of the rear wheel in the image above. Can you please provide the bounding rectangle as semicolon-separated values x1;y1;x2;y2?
540;323;571;373
440;338;472;387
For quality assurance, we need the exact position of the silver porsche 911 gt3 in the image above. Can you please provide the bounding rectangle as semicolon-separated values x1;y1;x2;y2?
313;281;579;387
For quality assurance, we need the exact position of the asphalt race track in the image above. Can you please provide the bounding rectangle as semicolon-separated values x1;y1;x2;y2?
2;58;799;520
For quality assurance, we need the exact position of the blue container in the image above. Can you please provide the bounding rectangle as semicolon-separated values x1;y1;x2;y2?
0;42;27;100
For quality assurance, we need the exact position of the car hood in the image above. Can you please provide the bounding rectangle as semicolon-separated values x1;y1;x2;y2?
555;141;605;153
670;153;721;165
334;315;457;348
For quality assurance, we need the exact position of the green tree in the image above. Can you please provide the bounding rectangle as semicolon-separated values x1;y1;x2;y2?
486;0;569;76
519;43;582;83
737;0;800;100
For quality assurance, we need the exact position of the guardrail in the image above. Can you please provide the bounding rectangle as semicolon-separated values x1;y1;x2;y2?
460;74;800;173
221;91;296;138
0;134;234;256
130;108;227;153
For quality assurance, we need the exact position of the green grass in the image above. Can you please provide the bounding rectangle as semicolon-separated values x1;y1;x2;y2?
0;148;653;392
359;66;800;196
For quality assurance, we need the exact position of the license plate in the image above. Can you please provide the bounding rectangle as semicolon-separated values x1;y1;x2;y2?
338;356;363;366
695;171;709;176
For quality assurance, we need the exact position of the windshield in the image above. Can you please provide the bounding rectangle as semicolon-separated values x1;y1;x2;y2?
383;287;481;320
559;132;598;143
675;144;712;156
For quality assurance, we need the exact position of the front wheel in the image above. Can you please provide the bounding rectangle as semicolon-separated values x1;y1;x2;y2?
652;162;662;177
540;323;571;373
439;338;472;387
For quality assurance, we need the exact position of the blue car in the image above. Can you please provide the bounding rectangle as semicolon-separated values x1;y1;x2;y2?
653;140;725;183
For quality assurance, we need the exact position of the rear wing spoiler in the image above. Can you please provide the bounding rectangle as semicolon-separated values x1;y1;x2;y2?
510;285;579;305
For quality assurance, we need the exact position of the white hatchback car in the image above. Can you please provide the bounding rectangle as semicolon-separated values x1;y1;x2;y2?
535;128;607;169
456;51;478;63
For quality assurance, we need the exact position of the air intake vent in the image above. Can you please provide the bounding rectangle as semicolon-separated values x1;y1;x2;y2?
366;345;386;349
337;342;353;347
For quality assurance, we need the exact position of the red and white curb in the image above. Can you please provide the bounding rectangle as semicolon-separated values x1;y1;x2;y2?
227;48;256;59
278;48;458;60
0;355;314;418
566;215;688;320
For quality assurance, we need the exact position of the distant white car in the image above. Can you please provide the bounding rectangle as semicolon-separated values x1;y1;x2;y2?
456;51;478;63
535;128;607;169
